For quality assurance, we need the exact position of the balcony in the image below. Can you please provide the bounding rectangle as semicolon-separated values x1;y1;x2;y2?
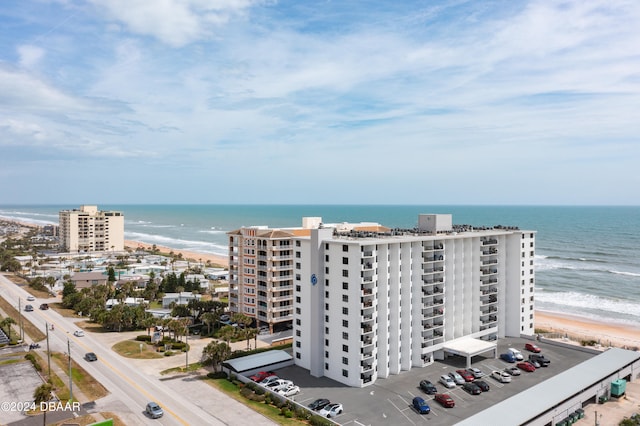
272;283;294;292
362;324;374;334
269;265;293;272
361;373;373;384
362;250;374;258
269;305;292;313
270;274;293;282
482;259;498;266
481;249;498;256
482;238;498;246
362;261;374;271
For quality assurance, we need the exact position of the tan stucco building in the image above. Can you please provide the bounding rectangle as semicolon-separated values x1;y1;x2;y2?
59;205;124;253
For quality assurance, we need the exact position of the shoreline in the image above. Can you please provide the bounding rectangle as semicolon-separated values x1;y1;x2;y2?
124;240;229;268
535;310;640;350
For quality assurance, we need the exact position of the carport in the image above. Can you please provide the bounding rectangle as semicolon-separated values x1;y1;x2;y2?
222;350;293;378
442;337;497;368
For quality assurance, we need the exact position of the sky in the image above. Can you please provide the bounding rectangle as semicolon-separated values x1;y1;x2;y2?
1;0;639;205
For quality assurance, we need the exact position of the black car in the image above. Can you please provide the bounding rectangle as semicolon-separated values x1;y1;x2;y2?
419;380;437;395
84;352;98;362
462;382;482;395
529;354;550;366
308;398;331;411
475;380;490;392
24;305;34;312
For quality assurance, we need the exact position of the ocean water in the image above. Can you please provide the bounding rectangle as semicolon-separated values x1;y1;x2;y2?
1;205;639;327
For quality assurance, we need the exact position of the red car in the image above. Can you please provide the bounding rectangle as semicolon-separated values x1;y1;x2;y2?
525;343;541;353
517;361;536;372
249;371;275;382
434;393;455;408
456;369;475;382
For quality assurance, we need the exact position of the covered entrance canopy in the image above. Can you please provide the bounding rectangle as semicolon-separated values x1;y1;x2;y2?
443;337;497;368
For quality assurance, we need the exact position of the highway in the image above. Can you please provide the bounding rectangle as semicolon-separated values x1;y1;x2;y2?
0;274;275;426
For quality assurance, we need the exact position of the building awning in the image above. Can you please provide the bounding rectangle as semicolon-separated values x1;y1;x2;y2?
443;337;497;367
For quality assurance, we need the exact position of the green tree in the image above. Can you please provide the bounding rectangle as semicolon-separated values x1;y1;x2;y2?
201;341;231;372
201;312;216;335
107;266;116;282
0;317;16;340
219;325;236;345
33;383;53;426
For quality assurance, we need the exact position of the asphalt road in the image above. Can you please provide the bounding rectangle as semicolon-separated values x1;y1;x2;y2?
0;274;275;426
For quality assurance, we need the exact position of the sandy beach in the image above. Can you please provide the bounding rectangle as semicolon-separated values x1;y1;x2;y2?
124;240;229;268
535;310;640;350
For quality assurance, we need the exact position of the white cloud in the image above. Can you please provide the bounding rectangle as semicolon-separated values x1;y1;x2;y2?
17;45;45;68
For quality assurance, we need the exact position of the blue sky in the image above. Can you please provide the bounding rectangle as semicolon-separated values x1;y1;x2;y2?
1;0;639;205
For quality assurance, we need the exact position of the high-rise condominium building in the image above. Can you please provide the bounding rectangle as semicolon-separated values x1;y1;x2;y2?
59;205;125;253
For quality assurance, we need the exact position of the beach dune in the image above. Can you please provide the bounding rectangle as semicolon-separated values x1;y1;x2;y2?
125;240;228;268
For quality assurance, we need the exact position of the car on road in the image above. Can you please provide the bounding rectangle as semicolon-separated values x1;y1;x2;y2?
434;393;455;408
467;367;484;379
475;380;490;392
439;374;457;389
26;295;35;301
525;342;542;353
145;401;164;419
319;403;343;418
529;354;551;367
39;303;49;310
517;361;536;372
73;330;85;337
491;370;512;383
84;352;98;362
249;371;275;382
308;398;331;411
462;382;482;395
276;384;300;397
500;353;517;363
24;305;34;312
449;371;466;385
456;369;475;382
419;380;437;394
412;396;431;414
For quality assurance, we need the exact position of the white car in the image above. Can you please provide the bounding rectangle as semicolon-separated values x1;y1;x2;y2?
439;374;456;388
468;367;484;378
266;379;293;390
491;370;512;383
276;384;300;397
26;295;35;301
508;347;524;361
319;403;343;418
73;330;85;337
260;376;280;386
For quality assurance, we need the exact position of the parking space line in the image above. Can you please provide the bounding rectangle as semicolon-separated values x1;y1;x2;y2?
387;398;416;425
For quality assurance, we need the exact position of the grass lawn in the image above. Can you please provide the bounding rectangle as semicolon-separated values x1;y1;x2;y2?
112;339;162;359
54;412;126;426
51;352;109;401
0;295;46;342
50;303;82;318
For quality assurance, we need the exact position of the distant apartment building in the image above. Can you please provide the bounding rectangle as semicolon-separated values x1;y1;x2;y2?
293;214;536;387
59;205;124;253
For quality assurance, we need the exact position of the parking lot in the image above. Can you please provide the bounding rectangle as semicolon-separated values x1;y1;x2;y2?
270;337;595;425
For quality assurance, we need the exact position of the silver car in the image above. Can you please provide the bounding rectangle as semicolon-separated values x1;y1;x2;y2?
439;374;457;388
146;402;163;419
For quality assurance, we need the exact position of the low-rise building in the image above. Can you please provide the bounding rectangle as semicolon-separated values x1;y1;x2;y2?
162;292;201;308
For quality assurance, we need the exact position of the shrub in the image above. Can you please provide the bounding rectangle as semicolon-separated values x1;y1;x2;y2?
171;342;186;350
240;387;253;398
164;350;174;356
281;409;293;418
24;353;42;372
206;371;227;379
136;335;152;342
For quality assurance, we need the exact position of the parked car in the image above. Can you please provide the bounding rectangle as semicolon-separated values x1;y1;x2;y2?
439;374;457;389
525;342;542;353
467;367;484;378
412;396;431;414
319;403;343;418
449;371;465;385
260;375;281;386
277;384;300;397
249;371;275;382
528;358;541;368
529;354;550;367
475;380;490;392
456;369;475;382
500;353;517;363
265;379;293;390
39;303;49;310
419;380;437;394
491;370;512;383
73;330;85;337
220;314;230;322
308;398;331;411
26;295;35;301
434;393;455;408
24;305;34;312
504;366;521;376
84;352;98;362
507;347;524;361
462;382;482;395
145;402;164;419
517;361;536;372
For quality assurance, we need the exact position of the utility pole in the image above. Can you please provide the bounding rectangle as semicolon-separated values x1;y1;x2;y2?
185;332;188;371
595;410;599;426
67;339;73;402
46;323;51;378
18;299;24;341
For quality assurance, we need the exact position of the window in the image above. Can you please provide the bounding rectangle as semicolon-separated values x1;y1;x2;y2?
295;262;301;269
295;274;300;281
343;245;348;252
296;307;301;314
296;251;301;258
325;327;329;334
296;319;301;325
296;296;301;303
342;357;348;365
325;351;329;358
342;307;349;315
325;243;329;250
342;320;348;327
342;332;348;339
325;339;329;346
326;279;329;286
325;303;329;310
296;285;301;292
342;294;349;302
342;282;348;290
325;363;329;370
342;344;348;352
342;270;349;277
296;352;301;359
342;369;348;377
325;315;329;322
325;267;329;274
342;257;348;265
296;330;301;337
296;240;300;247
325;255;329;262
296;341;300;348
325;291;329;298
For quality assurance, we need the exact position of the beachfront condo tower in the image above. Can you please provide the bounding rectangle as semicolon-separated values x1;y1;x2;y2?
59;205;125;253
228;214;535;387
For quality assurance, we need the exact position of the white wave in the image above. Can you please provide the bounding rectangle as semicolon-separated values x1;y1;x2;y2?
610;270;640;277
536;290;640;319
0;214;57;226
198;229;226;235
124;232;227;256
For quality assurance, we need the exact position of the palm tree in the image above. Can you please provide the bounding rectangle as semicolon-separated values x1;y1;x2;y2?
33;383;53;426
1;317;16;341
241;327;258;350
201;341;231;372
218;325;236;346
201;312;216;335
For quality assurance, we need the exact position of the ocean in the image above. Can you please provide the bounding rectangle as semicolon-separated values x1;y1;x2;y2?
1;204;639;327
